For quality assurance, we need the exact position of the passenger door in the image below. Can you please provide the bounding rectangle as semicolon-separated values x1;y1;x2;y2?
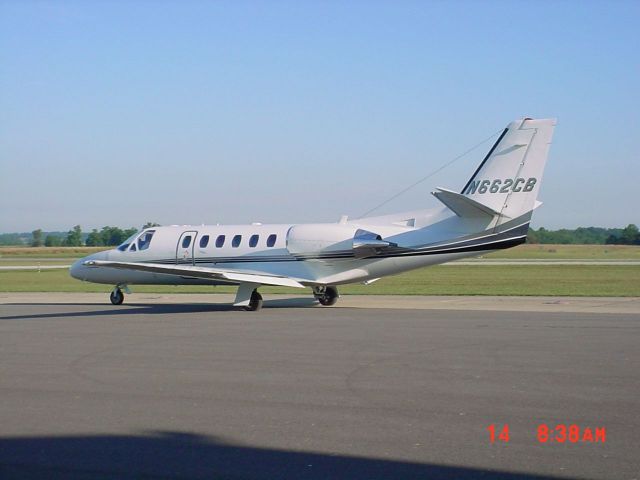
176;231;198;265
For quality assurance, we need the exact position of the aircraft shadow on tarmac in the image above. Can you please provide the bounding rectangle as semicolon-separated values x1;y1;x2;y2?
0;298;323;320
0;431;570;480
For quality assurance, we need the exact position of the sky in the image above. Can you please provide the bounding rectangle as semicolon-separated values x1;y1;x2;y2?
1;0;638;233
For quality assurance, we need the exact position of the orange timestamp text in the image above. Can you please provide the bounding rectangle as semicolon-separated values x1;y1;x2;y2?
487;424;606;444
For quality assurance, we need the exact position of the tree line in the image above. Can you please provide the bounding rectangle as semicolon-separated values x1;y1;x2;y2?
23;223;160;247
527;224;640;245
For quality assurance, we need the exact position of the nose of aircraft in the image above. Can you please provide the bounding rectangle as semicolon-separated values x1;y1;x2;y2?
70;251;109;281
69;258;86;280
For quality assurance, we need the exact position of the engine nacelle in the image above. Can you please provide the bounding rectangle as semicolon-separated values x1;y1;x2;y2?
286;224;394;256
286;224;359;254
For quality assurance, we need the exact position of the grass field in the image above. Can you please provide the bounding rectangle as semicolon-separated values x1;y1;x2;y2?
485;244;640;260
0;246;106;258
1;264;638;297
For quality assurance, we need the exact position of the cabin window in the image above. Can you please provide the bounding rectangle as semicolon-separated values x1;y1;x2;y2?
182;235;192;248
266;234;277;247
249;234;259;248
216;235;225;248
232;235;242;248
137;230;155;251
199;235;210;249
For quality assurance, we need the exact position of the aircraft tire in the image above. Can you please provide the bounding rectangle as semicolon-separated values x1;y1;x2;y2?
245;290;263;311
318;286;339;306
110;288;124;305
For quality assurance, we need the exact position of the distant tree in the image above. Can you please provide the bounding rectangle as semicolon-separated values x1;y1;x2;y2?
85;229;103;247
605;234;619;245
573;227;607;244
31;229;44;247
620;224;639;245
0;233;24;245
535;227;553;244
142;222;161;229
526;226;635;245
556;229;575;244
605;224;640;245
99;226;124;246
44;234;62;247
65;225;83;247
99;227;111;246
123;227;138;239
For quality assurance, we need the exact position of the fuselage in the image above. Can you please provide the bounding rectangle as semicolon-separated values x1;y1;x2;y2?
70;205;529;288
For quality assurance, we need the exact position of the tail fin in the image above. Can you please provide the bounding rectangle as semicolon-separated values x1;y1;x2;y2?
457;118;556;222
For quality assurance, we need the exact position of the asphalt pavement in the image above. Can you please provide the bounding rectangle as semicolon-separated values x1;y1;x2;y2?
0;295;638;479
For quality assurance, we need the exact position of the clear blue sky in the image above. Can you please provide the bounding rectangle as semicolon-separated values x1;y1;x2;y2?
1;0;638;232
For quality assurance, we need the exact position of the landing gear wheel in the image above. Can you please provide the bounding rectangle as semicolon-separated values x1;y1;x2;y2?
316;286;339;306
245;290;263;311
110;288;124;305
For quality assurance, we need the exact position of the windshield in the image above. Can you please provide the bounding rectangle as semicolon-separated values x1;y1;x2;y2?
117;232;139;252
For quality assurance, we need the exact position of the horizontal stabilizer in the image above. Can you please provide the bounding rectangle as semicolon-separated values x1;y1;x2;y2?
84;260;306;288
432;188;503;219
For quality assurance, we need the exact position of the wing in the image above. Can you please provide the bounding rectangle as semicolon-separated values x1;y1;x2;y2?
84;260;306;288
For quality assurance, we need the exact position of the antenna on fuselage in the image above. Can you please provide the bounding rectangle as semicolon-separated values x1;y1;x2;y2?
357;128;503;218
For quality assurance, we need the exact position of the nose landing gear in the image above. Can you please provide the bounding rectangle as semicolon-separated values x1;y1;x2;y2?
109;286;125;305
313;286;339;306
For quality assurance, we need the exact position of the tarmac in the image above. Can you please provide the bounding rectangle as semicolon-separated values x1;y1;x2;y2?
2;292;639;314
0;293;638;479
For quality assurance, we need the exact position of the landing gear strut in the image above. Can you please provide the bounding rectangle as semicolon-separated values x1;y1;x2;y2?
314;286;339;306
234;283;263;311
245;289;263;311
110;287;124;305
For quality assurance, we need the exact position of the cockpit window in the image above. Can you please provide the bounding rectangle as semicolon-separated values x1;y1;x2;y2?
137;230;155;251
117;232;139;252
130;243;137;251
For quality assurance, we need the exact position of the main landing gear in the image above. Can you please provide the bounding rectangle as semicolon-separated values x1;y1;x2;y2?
234;283;264;311
110;286;125;305
313;286;339;306
246;289;264;311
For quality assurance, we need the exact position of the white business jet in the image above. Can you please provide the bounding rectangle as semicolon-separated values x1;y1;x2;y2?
71;118;555;310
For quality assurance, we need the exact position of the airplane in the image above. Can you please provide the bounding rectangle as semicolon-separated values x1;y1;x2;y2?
70;117;556;311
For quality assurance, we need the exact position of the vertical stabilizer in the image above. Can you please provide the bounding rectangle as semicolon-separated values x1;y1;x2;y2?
460;118;556;222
